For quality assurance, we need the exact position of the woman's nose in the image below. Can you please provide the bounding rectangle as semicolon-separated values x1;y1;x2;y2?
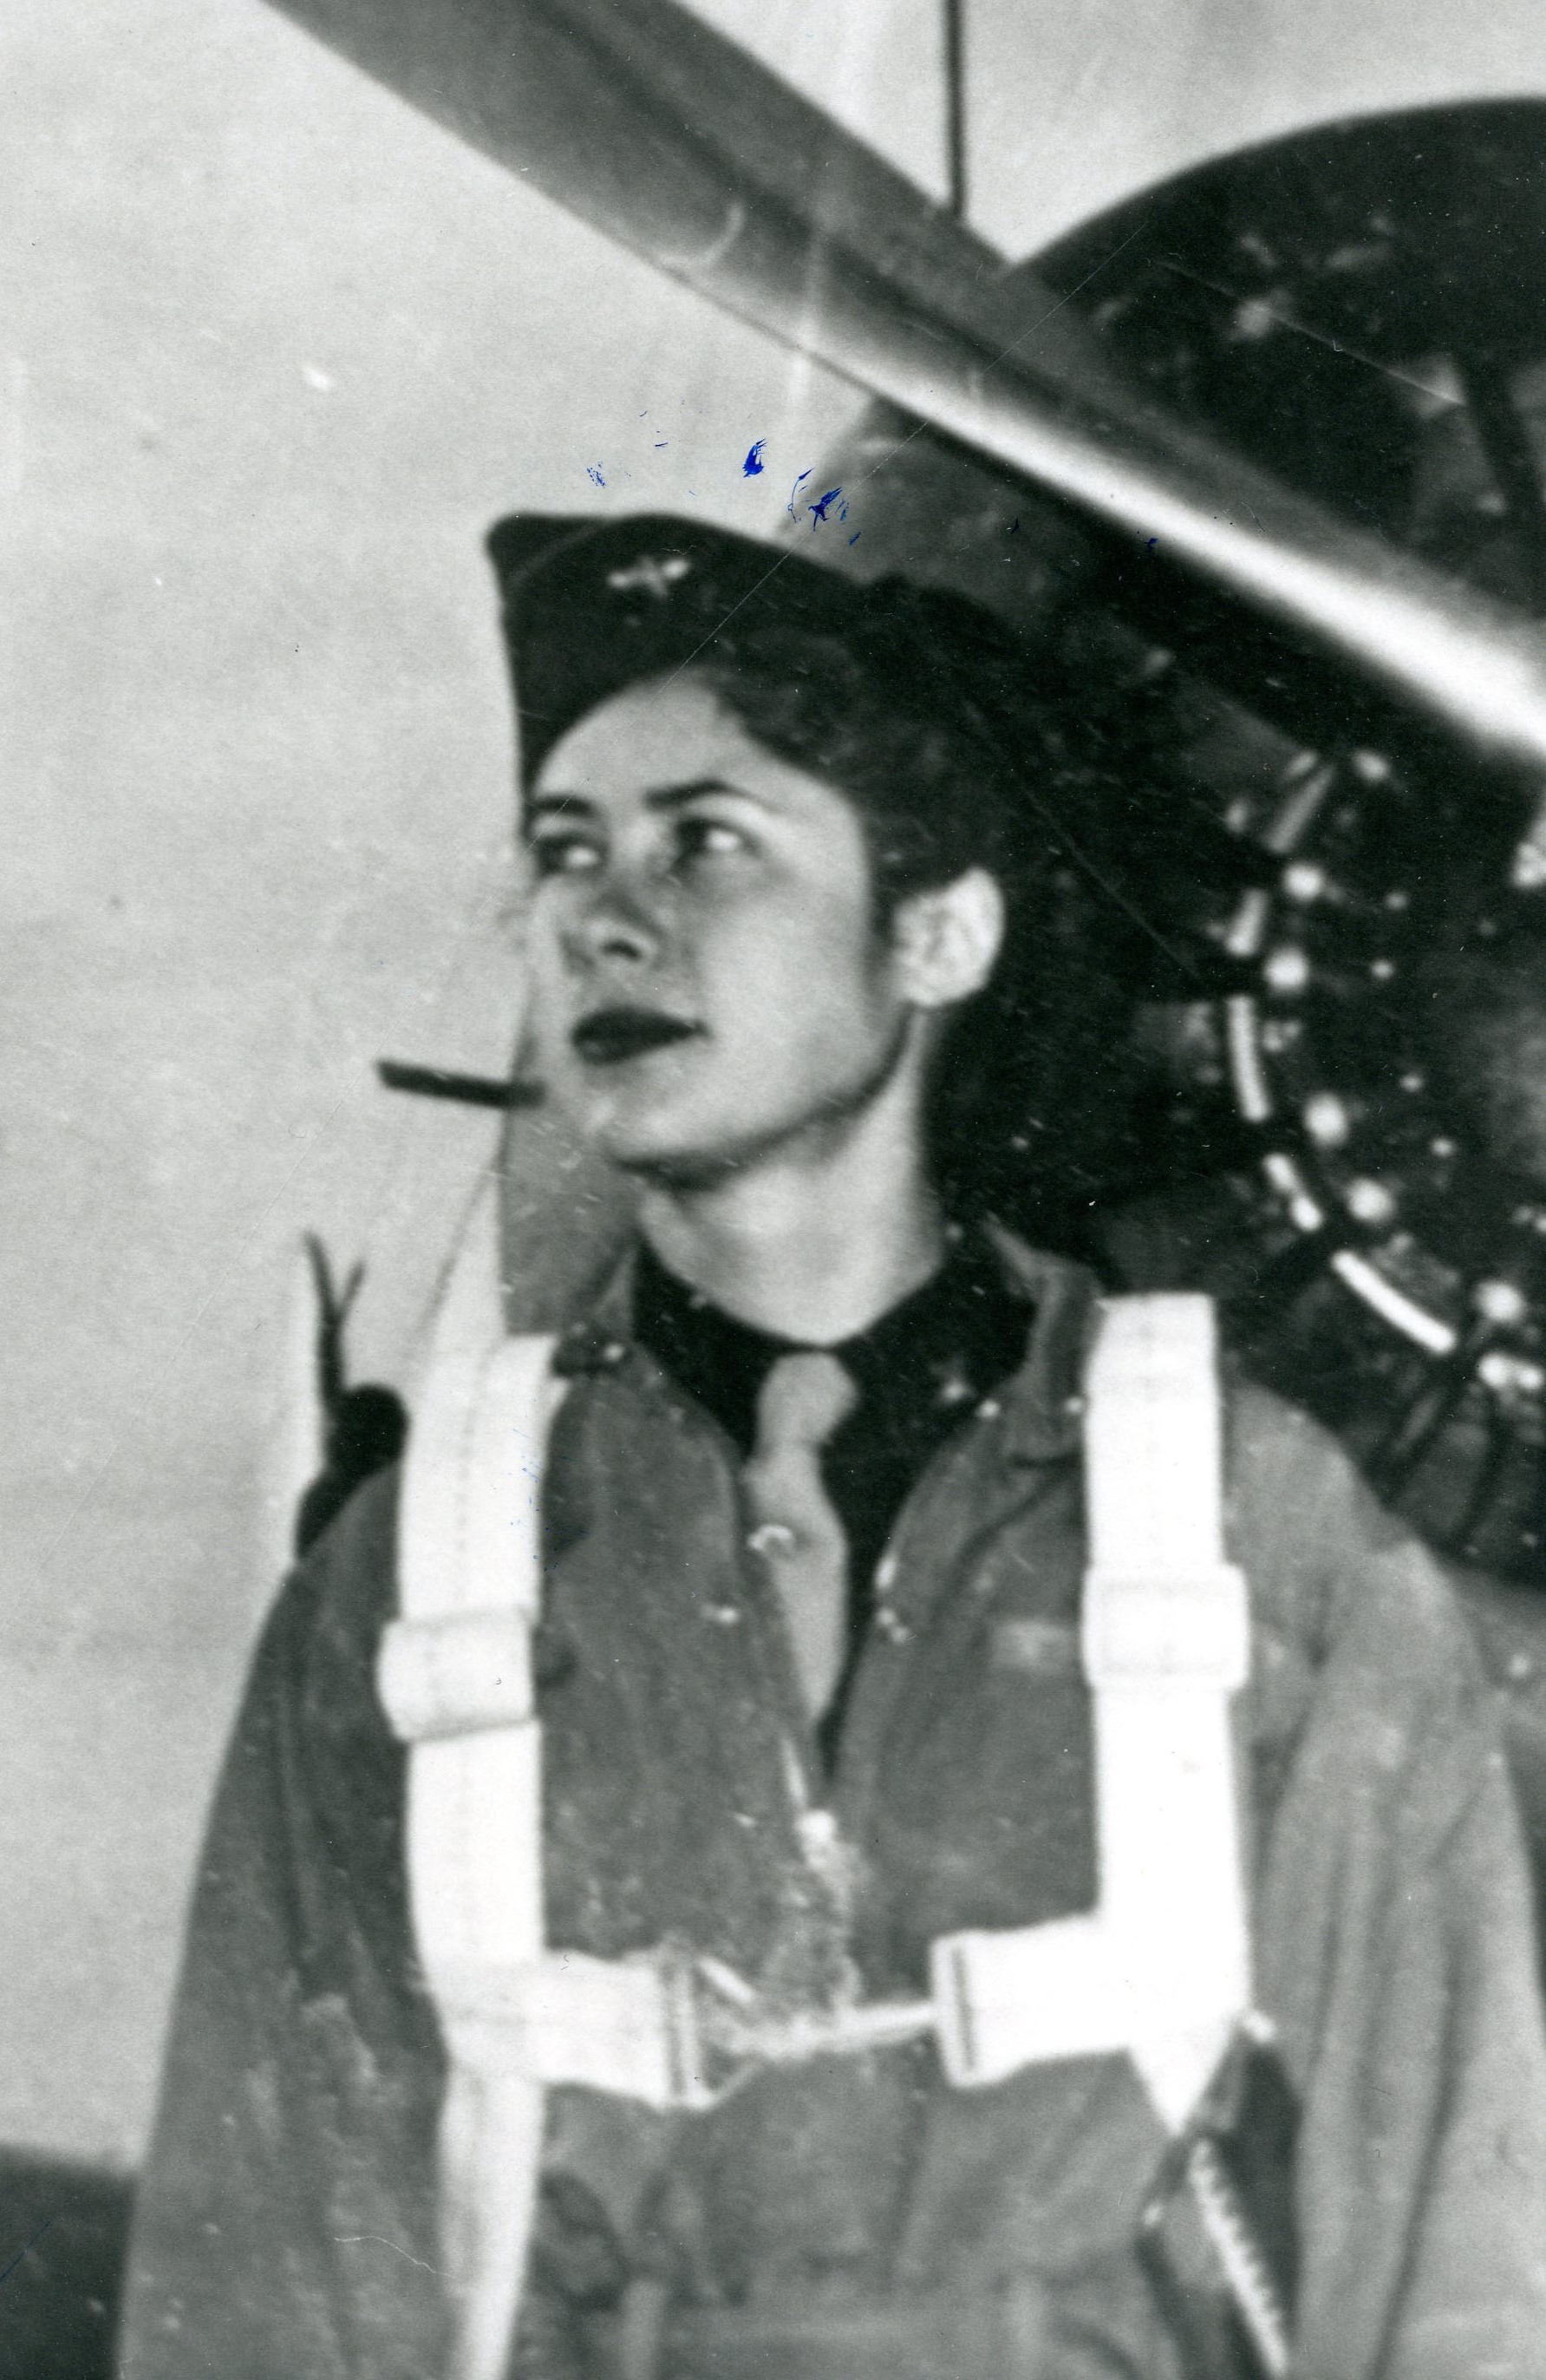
562;866;666;970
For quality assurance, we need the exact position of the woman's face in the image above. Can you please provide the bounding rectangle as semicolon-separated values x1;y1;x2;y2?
523;673;923;1180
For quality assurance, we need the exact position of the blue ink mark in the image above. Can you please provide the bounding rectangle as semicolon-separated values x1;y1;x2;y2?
743;439;766;477
786;468;812;521
655;441;669;448
849;531;861;546
1147;536;1158;551
808;486;844;526
586;463;606;487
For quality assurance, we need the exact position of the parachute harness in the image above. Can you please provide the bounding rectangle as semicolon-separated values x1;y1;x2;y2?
380;1236;1285;2379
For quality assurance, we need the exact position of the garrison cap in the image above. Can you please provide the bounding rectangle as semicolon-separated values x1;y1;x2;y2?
485;511;1046;788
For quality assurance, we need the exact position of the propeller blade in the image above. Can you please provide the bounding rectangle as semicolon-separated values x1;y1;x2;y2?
262;0;1546;777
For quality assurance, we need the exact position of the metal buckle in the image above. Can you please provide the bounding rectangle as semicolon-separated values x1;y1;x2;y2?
682;1954;934;2099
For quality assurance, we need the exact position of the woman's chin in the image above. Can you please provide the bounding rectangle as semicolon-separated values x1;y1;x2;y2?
564;1091;721;1179
579;1108;765;1189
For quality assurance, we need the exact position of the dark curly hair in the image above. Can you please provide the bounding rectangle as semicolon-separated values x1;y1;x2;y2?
688;588;1163;1251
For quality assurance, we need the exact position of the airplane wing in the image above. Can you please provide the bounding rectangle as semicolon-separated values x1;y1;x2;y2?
257;0;1546;778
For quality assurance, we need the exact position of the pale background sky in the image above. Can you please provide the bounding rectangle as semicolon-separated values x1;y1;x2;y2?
6;0;1546;2171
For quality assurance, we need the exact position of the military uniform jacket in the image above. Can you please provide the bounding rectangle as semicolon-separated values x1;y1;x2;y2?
119;1240;1546;2378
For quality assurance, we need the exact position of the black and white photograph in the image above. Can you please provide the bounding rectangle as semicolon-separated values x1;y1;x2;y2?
10;3;1546;2374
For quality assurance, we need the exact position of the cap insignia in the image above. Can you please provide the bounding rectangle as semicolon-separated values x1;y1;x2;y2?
605;553;693;601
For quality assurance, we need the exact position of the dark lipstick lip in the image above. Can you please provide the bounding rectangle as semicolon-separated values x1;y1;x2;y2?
571;1006;703;1064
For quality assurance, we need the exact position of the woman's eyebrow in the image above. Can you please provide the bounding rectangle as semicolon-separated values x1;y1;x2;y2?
524;791;595;826
525;777;773;826
643;776;766;810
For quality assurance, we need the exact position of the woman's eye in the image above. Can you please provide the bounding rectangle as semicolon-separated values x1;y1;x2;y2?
530;834;602;878
675;818;747;865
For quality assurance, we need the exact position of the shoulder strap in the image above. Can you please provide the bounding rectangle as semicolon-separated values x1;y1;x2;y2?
931;1291;1255;2132
377;1200;696;2380
377;1184;565;2380
1082;1292;1254;2124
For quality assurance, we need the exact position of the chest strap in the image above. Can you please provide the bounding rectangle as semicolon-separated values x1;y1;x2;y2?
380;1282;1253;2378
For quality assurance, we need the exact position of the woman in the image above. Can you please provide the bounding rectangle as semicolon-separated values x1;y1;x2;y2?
120;514;1546;2379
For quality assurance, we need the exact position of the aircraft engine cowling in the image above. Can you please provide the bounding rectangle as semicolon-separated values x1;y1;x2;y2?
807;101;1546;1608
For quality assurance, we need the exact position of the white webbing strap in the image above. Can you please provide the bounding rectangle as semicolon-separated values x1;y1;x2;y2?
386;1323;562;2380
376;1180;565;2380
930;1292;1254;2133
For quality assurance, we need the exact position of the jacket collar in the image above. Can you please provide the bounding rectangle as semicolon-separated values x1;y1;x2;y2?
980;1221;1101;1465
553;1221;1099;1468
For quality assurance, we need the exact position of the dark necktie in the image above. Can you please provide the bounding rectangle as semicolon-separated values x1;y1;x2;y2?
742;1351;858;1724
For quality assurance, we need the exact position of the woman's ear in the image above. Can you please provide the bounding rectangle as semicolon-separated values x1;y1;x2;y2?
890;867;1006;1009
